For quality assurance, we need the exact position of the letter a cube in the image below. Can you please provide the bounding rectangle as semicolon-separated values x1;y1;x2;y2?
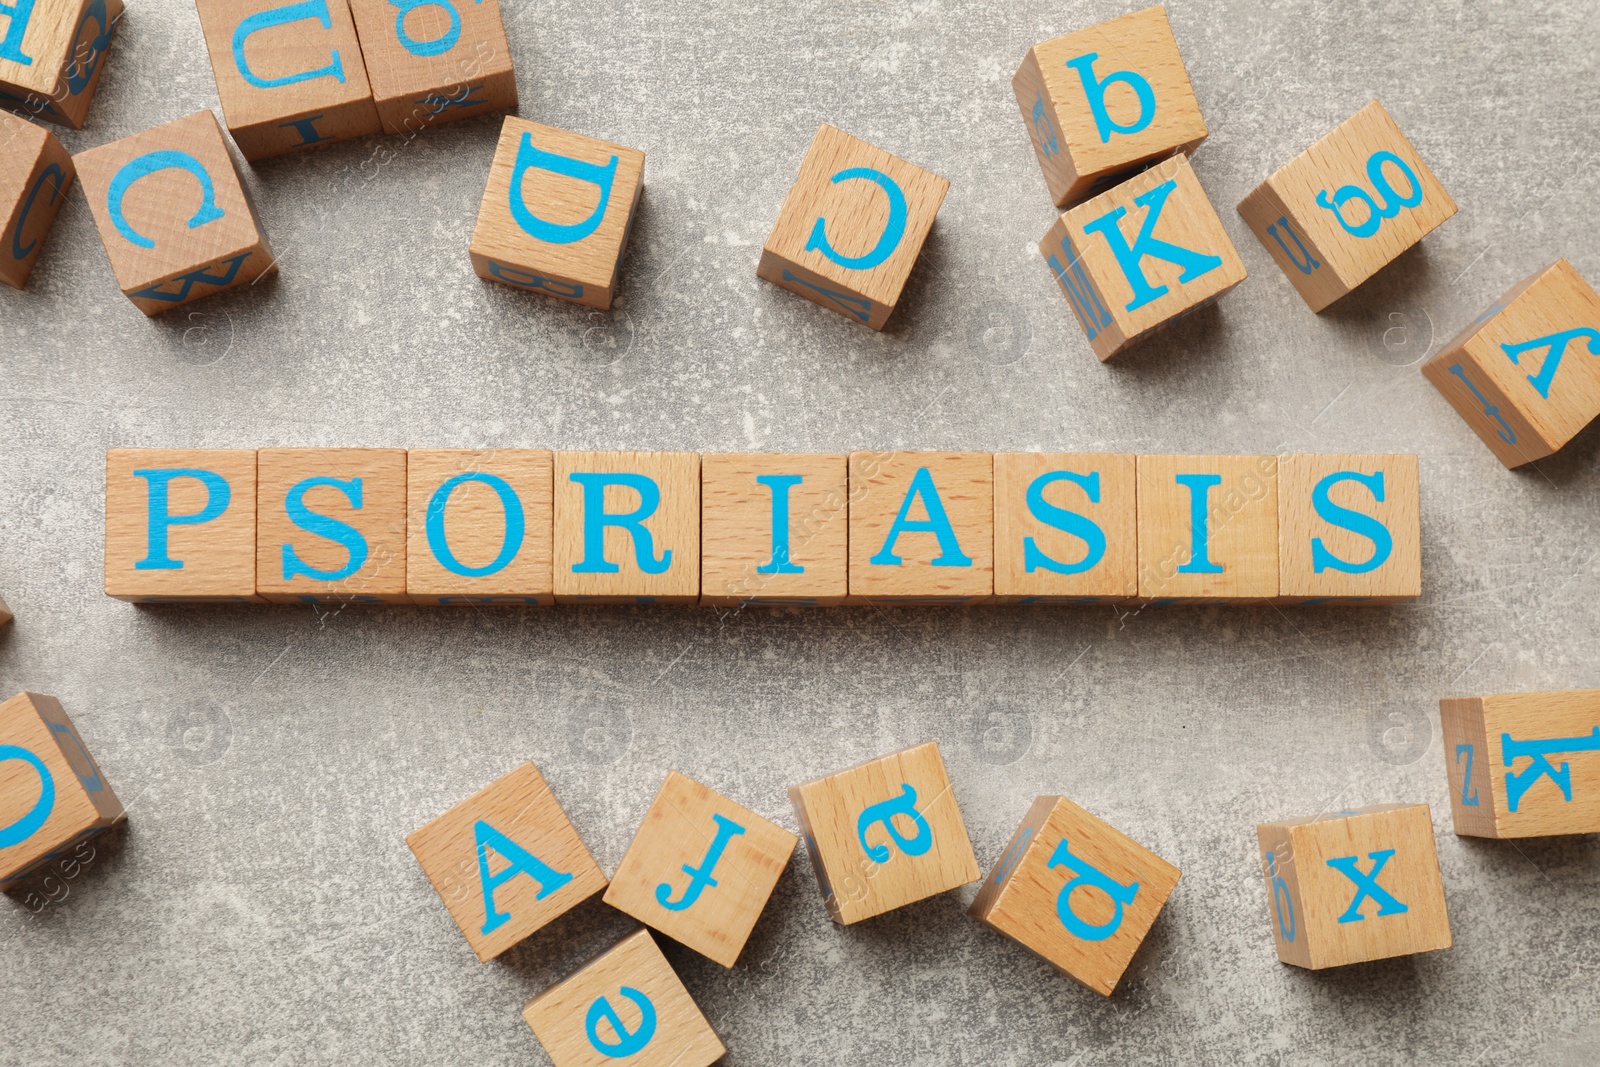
1256;804;1451;969
758;124;949;331
1238;100;1455;312
553;451;700;604
469;117;644;310
347;0;516;135
406;448;554;605
1;111;73;289
73;111;277;315
1276;453;1420;603
848;451;994;604
789;741;980;924
406;761;608;961
1422;260;1600;468
0;0;121;129
1;692;125;889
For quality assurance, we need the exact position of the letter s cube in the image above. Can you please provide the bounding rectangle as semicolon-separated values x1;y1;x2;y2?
1276;453;1420;603
0;0;122;129
1;111;74;290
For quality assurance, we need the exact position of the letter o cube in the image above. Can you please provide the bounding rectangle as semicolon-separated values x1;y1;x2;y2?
1;111;74;289
0;0;122;129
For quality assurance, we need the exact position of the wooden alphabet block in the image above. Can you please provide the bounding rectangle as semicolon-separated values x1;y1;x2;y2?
105;448;261;602
0;595;10;627
1137;454;1277;601
1277;453;1420;604
523;928;725;1067
0;692;124;890
757;124;949;331
406;761;607;962
968;796;1179;995
553;452;699;604
469;117;644;310
194;0;382;161
847;451;993;603
1013;5;1208;208
0;0;120;129
1256;804;1451;969
255;448;408;603
1238;100;1456;312
1442;689;1600;839
993;452;1137;603
701;452;848;606
789;741;979;925
1;111;73;289
1041;153;1245;360
405;449;552;605
73;110;276;315
347;0;515;135
1422;260;1600;468
603;770;797;967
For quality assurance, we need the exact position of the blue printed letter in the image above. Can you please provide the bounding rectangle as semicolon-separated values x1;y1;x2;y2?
509;133;617;245
232;0;347;89
869;467;973;568
569;472;671;575
805;167;907;271
856;783;933;863
1310;471;1392;575
1174;473;1222;574
1049;836;1139;942
107;151;224;250
0;745;54;849
1063;52;1155;143
755;474;804;575
133;468;231;571
281;476;368;582
1326;849;1408;923
656;813;746;911
476;820;574;934
426;472;525;578
585;988;656;1058
1022;471;1107;575
1080;179;1222;312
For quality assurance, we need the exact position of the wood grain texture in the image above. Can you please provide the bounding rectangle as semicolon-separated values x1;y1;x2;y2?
1136;454;1278;601
701;452;848;606
0;110;74;289
1277;453;1420;603
847;451;993;603
0;0;121;128
993;452;1137;603
346;0;516;135
552;451;699;604
405;448;553;605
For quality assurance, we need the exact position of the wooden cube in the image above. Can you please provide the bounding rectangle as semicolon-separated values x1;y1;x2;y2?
256;448;408;604
1013;5;1208;208
847;451;993;604
0;692;124;890
1041;153;1246;361
73;110;276;315
0;595;10;627
105;448;261;603
194;0;382;161
406;448;552;606
1238;100;1456;313
1441;689;1600;839
1136;454;1278;601
0;0;121;129
993;452;1137;603
523;928;724;1067
701;452;848;606
1277;453;1420;604
469;117;644;310
603;771;797;968
553;451;699;604
347;0;516;135
406;761;607;962
789;741;979;925
968;796;1179;995
1256;803;1451;969
1;111;73;289
1422;260;1600;468
757;124;949;331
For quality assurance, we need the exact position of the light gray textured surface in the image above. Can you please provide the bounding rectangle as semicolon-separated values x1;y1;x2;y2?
3;0;1600;1064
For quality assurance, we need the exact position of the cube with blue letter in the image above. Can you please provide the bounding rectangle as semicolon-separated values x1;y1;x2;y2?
406;760;607;962
993;452;1137;603
1277;453;1420;603
0;0;121;129
1256;804;1451;969
848;451;993;603
1137;454;1278;601
701;452;848;606
1;111;74;289
346;0;516;135
469;117;644;310
553;451;699;604
406;448;553;605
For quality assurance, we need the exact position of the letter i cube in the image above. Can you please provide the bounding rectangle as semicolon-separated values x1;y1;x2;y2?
992;452;1137;603
73;110;276;314
346;0;516;135
757;124;949;331
1136;454;1278;601
0;0;121;129
1256;804;1451;969
469;117;645;309
0;692;125;890
1276;453;1420;604
553;451;700;604
1422;260;1600;468
406;761;608;962
1;111;73;289
700;452;849;606
406;449;553;605
848;451;994;604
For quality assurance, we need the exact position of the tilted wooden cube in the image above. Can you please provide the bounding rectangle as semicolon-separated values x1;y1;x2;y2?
1013;5;1208;207
993;452;1137;603
406;448;553;606
1256;804;1451;969
701;452;848;606
848;451;993;604
1238;100;1455;312
347;0;516;135
73;110;276;314
1422;260;1600;468
1;110;73;289
1277;453;1420;604
553;451;699;604
0;0;121;128
758;123;949;331
1136;454;1278;601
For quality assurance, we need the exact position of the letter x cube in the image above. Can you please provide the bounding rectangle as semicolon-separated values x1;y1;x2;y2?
0;0;121;129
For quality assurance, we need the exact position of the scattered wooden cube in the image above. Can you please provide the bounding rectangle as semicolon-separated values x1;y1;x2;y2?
73;110;276;315
105;448;261;602
1441;688;1600;839
757;123;949;331
0;595;10;626
1041;153;1245;360
701;452;848;606
552;452;699;604
847;451;993;603
406;448;553;605
1136;454;1278;601
1277;453;1420;603
406;761;607;962
346;0;516;135
1012;5;1208;208
523;927;725;1067
0;691;125;890
603;770;797;968
1256;803;1451;969
1;111;74;289
469;117;644;310
0;0;121;129
255;448;409;603
1238;100;1456;312
1422;260;1600;468
993;452;1137;603
789;741;979;925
